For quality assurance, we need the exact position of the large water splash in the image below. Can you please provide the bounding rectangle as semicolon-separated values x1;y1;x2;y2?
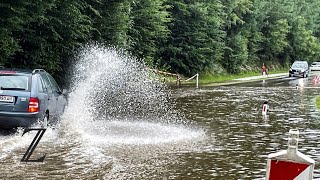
68;45;181;122
60;44;202;144
0;45;205;179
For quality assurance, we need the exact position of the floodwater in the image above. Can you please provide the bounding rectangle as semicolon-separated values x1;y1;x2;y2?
173;76;320;179
0;45;320;179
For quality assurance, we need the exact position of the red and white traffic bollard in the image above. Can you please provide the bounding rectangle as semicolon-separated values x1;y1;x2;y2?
262;101;269;116
312;75;320;86
265;129;315;180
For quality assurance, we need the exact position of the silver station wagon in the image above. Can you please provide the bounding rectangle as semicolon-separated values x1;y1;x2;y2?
0;68;67;128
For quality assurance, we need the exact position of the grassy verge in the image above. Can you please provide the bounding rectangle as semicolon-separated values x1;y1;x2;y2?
156;68;288;85
200;69;287;84
190;69;287;85
316;96;320;109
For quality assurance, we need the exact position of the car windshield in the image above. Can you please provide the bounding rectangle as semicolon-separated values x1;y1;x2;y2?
0;75;29;90
292;63;305;68
312;62;320;66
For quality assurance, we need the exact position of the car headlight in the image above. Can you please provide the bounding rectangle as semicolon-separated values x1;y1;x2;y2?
301;69;305;72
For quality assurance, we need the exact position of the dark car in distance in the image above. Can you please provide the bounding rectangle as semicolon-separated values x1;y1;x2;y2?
289;61;309;78
0;68;67;128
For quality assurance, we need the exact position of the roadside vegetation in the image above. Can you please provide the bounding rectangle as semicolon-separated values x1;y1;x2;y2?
199;69;288;84
160;68;288;85
316;96;320;110
1;1;320;83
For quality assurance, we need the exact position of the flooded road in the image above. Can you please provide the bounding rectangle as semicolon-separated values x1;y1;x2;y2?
1;45;320;179
0;46;206;180
173;74;320;179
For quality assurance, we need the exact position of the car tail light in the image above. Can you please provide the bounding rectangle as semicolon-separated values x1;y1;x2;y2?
28;97;39;112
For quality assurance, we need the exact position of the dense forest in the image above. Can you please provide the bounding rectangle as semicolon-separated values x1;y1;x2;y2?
1;0;320;79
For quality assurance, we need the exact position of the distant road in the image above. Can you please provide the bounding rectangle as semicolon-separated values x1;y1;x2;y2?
231;71;320;88
233;73;288;81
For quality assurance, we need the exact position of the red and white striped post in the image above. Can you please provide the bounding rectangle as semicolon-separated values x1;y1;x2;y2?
262;101;269;116
266;129;315;180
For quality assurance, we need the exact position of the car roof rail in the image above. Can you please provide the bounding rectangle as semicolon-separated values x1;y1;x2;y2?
32;69;46;74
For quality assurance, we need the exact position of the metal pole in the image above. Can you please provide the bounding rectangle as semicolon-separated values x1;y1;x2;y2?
196;73;199;89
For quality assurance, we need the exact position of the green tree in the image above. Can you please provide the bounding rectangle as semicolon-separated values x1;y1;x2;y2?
159;0;225;76
3;0;93;80
89;0;131;47
289;16;320;62
222;0;252;73
128;0;171;65
0;1;31;65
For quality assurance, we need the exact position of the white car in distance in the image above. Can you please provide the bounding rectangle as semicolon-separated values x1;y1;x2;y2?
310;62;320;71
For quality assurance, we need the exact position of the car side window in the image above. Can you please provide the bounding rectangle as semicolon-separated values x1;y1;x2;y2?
37;76;45;92
40;73;53;93
47;74;61;93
